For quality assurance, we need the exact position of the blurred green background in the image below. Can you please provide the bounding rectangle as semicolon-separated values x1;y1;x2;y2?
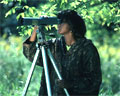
0;0;120;96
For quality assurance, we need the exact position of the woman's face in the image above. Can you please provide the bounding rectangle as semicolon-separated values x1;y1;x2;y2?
58;22;71;35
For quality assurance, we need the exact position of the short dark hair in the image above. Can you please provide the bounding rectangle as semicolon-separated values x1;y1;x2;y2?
57;9;86;39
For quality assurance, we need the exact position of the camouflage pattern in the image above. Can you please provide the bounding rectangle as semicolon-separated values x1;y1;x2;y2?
23;36;102;96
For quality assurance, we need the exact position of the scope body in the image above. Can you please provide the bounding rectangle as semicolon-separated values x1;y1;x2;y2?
19;17;58;26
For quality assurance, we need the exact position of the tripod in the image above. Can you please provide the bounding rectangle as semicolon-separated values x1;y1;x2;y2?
22;26;70;96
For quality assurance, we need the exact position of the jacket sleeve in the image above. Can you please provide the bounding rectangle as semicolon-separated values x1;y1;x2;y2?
23;37;43;66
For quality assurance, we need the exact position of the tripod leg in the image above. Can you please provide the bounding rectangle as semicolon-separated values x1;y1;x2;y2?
22;48;40;96
41;46;52;96
47;48;70;96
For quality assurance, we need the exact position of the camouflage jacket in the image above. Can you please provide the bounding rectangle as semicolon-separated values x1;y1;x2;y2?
23;36;102;96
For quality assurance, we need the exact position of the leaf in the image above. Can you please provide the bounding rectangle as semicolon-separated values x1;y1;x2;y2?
29;8;34;14
16;14;21;20
20;13;24;17
114;28;119;31
53;25;57;30
83;0;87;3
65;0;67;3
12;9;15;14
0;1;8;4
45;26;49;31
17;0;22;3
27;29;32;36
5;11;11;18
24;5;29;9
49;26;52;30
49;0;54;2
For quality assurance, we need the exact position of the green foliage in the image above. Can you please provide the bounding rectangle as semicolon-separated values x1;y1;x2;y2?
0;36;42;96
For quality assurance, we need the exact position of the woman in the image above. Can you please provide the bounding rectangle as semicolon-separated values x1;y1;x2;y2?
23;9;102;96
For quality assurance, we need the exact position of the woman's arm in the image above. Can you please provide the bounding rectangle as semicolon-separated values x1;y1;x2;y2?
23;26;43;66
29;26;38;42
